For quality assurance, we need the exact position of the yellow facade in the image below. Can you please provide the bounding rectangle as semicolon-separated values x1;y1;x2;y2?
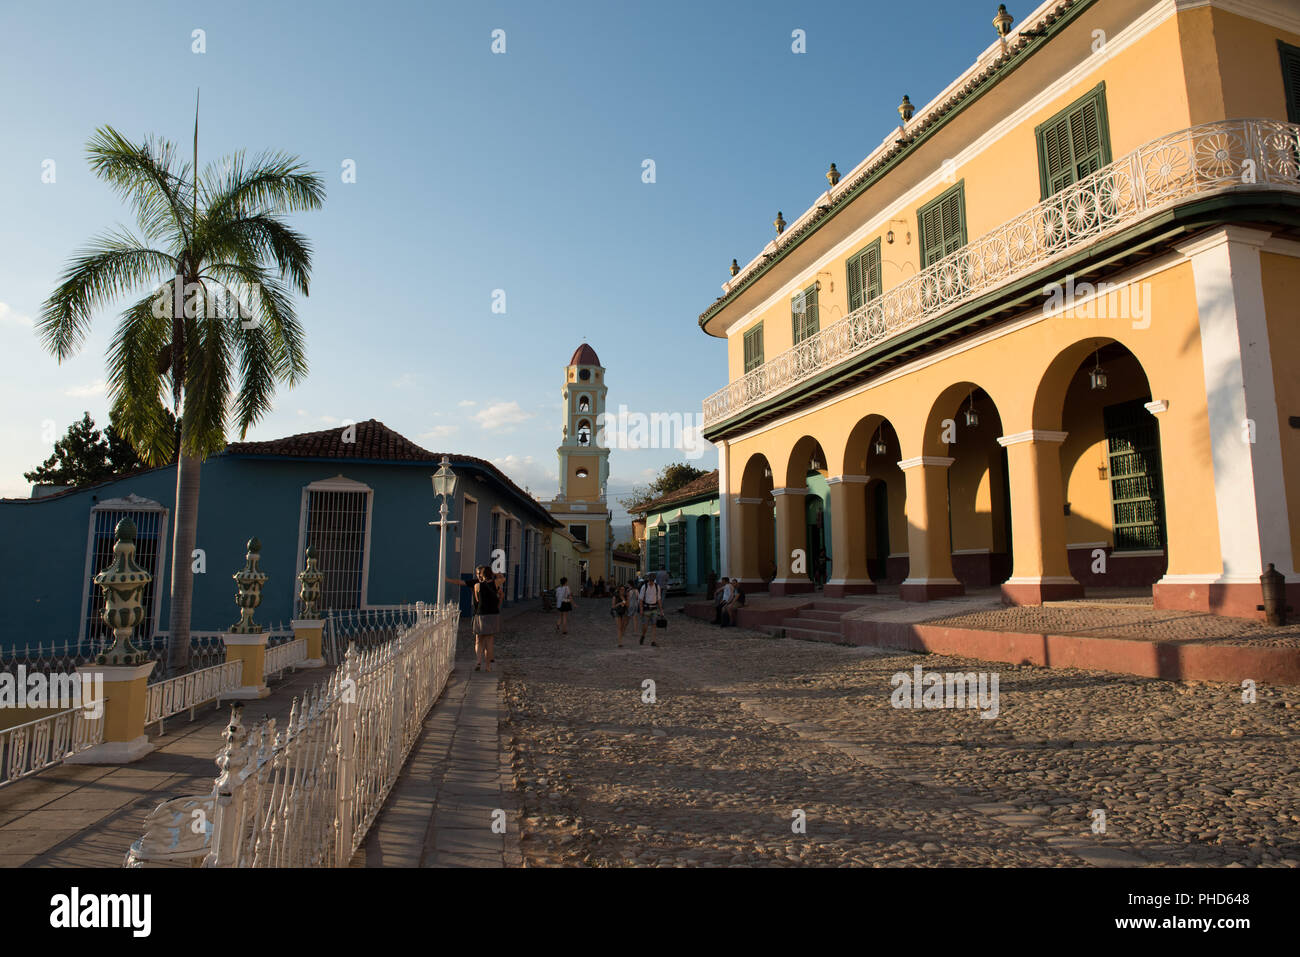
702;0;1300;618
544;344;613;584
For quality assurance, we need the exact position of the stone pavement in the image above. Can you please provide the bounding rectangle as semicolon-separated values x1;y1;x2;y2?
0;665;324;867
353;665;518;867
354;611;528;867
501;597;1300;867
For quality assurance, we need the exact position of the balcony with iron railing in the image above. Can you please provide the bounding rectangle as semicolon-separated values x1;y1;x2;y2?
702;118;1300;428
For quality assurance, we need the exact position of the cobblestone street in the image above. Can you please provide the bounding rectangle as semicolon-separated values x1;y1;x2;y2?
500;600;1300;867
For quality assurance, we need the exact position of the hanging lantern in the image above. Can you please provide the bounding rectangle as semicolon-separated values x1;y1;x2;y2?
1089;356;1108;391
873;431;887;456
964;391;979;428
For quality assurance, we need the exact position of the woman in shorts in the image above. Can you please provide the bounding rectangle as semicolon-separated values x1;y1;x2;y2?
555;577;573;634
611;584;629;646
471;565;500;672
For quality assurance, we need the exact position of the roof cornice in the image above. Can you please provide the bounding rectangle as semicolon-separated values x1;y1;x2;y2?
698;0;1096;332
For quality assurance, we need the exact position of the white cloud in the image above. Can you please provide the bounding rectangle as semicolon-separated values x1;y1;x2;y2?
0;302;33;327
65;379;106;398
420;425;458;441
392;373;420;390
457;399;477;408
473;400;533;432
493;454;556;493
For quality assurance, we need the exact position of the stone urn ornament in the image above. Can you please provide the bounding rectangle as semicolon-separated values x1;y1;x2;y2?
297;546;324;619
94;517;152;666
231;537;268;634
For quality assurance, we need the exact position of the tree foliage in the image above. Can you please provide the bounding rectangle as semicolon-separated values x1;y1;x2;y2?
619;462;708;512
23;409;177;487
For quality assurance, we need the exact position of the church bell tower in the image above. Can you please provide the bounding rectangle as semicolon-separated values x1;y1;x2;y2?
545;343;612;583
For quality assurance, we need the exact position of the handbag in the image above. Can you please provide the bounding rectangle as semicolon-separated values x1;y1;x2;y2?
655;613;667;630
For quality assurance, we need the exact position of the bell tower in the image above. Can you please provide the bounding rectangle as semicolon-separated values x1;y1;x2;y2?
545;343;612;583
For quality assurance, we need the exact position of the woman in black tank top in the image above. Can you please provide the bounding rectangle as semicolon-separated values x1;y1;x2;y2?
471;566;501;672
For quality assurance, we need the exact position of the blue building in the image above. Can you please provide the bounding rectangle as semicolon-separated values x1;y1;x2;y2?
0;420;559;651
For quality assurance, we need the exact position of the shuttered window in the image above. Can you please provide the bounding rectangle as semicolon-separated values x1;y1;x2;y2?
917;183;967;269
846;239;883;311
669;521;686;582
743;323;764;373
1104;399;1166;551
1036;84;1112;199
791;283;819;344
1282;42;1300;123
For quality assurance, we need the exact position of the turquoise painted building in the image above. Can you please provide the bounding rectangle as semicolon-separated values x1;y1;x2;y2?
637;471;722;595
636;468;834;593
0;420;558;652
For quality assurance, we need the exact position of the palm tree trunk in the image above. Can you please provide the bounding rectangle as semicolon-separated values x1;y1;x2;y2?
166;446;202;674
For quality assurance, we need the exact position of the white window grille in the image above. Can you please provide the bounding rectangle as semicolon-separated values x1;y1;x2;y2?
81;496;169;649
296;478;372;614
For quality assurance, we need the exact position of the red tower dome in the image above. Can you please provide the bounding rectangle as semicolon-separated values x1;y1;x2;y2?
569;343;601;366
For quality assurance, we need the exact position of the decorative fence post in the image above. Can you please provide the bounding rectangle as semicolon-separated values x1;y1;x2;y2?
204;704;248;867
68;518;156;764
293;546;326;668
223;538;271;699
334;645;359;867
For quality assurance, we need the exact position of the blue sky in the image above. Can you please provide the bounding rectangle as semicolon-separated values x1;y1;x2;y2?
0;0;996;522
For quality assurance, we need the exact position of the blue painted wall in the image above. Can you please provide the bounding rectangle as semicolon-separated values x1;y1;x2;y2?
0;453;551;651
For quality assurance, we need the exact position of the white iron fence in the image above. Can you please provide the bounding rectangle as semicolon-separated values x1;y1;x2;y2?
263;638;307;681
703;118;1300;425
0;628;294;684
322;604;425;666
145;660;244;735
1;708;104;787
201;603;459;867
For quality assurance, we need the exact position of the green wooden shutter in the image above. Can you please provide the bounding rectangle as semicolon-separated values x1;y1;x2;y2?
743;323;764;373
917;183;966;269
1036;84;1112;198
846;240;882;311
1104;399;1166;551
845;254;863;311
791;283;819;344
1282;42;1300;123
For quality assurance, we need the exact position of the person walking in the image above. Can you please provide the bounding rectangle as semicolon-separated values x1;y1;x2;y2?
471;565;500;672
638;576;662;647
555;576;573;634
625;578;641;635
611;584;629;647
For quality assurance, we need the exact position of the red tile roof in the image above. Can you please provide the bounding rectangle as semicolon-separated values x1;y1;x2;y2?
225;418;439;462
5;419;559;527
224;419;559;525
569;343;601;367
630;469;719;514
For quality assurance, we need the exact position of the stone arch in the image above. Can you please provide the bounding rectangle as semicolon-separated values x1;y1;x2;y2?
1032;337;1168;588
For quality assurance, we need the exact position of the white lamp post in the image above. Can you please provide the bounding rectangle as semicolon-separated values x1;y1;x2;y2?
430;456;459;608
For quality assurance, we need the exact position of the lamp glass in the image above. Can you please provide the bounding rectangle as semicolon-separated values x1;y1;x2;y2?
432;464;458;499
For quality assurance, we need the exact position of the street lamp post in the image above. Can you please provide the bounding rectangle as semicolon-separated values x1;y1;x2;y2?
430;456;459;608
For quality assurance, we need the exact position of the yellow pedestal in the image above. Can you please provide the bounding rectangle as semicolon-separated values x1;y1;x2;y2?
65;661;156;764
292;619;326;668
222;634;270;698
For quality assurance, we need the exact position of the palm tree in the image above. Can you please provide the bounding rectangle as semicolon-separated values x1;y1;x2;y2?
38;123;324;673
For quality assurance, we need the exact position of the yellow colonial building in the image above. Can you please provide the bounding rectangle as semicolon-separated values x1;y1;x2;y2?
543;344;614;585
702;0;1300;619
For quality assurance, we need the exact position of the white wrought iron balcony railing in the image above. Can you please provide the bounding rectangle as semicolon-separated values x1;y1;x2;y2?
702;118;1300;427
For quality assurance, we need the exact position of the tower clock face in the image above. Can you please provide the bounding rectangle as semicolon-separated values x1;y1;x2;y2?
578;368;591;381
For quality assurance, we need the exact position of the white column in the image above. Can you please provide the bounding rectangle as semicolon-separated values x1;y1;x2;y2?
1177;226;1295;583
716;438;730;577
